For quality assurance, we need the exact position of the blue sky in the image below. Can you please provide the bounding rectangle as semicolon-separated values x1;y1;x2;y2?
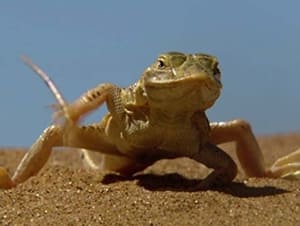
1;1;300;146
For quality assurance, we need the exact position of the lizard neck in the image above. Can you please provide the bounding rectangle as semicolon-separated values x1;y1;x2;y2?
148;107;204;126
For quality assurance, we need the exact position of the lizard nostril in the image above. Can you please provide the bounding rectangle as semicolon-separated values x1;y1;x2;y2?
213;66;220;75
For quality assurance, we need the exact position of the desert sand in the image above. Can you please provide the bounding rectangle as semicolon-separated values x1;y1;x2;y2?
0;133;300;225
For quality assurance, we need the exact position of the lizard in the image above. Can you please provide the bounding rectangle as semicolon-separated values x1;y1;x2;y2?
0;52;299;190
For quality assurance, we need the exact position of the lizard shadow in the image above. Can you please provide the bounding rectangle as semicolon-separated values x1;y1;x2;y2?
102;173;288;198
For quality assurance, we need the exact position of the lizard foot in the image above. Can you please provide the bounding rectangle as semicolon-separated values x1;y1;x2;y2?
189;169;233;191
0;167;16;189
266;148;300;180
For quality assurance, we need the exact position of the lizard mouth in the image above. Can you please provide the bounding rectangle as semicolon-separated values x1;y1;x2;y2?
144;67;222;90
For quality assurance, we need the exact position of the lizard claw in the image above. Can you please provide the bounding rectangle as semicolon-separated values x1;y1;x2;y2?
49;103;66;124
266;148;300;179
51;102;83;126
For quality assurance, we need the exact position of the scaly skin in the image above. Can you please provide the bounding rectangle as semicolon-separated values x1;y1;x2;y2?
0;52;299;189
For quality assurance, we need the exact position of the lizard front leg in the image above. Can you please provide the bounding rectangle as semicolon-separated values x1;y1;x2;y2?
191;143;238;190
55;82;151;176
209;119;300;179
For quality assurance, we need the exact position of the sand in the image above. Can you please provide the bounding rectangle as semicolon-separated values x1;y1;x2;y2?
0;133;300;226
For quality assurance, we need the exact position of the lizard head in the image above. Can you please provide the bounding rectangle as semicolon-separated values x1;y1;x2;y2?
142;52;222;111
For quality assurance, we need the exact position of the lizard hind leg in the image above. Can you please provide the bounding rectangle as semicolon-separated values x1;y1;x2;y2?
79;149;104;170
0;57;67;189
210;120;300;180
80;149;150;177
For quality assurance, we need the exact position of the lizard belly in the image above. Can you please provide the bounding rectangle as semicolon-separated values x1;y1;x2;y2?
157;125;201;157
117;122;201;159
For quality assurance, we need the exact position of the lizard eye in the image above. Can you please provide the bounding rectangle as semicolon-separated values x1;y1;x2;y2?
157;60;165;68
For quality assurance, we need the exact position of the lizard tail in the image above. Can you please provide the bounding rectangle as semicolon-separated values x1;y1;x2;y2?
21;55;71;122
